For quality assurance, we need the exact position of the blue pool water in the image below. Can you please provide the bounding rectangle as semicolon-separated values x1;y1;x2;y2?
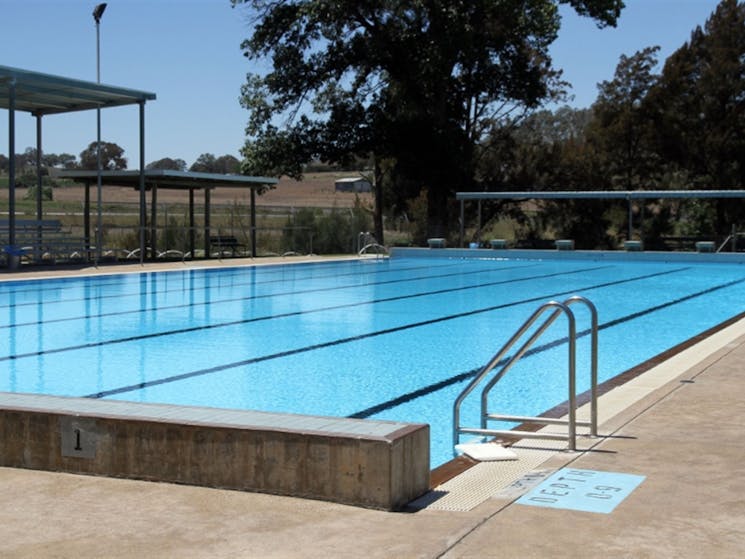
2;255;745;468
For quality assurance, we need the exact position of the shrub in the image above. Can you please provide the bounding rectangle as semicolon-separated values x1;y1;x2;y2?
280;203;373;255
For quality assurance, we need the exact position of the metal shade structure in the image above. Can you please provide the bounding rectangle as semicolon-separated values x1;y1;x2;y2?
456;190;745;201
0;64;155;115
1;64;156;265
59;169;278;190
55;169;278;258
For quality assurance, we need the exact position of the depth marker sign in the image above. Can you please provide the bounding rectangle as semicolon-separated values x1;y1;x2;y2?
516;468;645;514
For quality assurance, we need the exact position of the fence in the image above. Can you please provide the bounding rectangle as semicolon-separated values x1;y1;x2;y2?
94;224;316;264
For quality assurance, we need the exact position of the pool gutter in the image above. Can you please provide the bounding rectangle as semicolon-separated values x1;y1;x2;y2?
393;246;745;264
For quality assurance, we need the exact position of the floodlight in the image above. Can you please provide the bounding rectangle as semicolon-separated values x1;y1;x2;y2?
93;3;107;23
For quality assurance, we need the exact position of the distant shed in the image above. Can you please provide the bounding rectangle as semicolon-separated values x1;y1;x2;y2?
335;177;372;193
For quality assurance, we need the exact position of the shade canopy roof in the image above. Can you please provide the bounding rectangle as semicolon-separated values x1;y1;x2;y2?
56;169;278;190
0;64;156;116
457;190;745;200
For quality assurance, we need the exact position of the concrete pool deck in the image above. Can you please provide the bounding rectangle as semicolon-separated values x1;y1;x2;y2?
2;257;745;556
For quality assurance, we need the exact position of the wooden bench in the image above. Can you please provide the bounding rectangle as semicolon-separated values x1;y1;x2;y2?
209;235;246;256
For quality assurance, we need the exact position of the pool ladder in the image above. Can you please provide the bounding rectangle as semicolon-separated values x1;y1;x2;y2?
357;231;388;258
453;295;598;453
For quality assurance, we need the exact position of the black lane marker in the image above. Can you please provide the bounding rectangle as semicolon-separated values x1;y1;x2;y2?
347;275;745;418
1;261;539;331
0;259;382;298
1;264;611;362
0;259;468;310
83;267;692;399
0;261;539;328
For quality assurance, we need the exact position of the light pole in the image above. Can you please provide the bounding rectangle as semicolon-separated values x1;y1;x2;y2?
93;3;106;264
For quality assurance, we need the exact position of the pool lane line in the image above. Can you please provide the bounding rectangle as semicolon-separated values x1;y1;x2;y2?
0;261;541;330
82;267;696;399
0;257;390;295
0;264;611;362
0;258;414;298
0;258;533;316
0;259;550;331
0;258;438;302
347;274;745;419
0;258;470;308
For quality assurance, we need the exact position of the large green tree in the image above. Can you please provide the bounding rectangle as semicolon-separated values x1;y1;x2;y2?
147;157;187;171
584;46;667;244
479;106;617;248
79;141;127;171
189;153;241;174
233;0;624;239
589;46;661;190
648;0;745;235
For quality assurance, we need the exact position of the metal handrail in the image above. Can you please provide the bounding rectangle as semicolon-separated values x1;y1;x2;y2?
453;295;598;453
357;231;375;253
358;231;389;258
358;243;388;255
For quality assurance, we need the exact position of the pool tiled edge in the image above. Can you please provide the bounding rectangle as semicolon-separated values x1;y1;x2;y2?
393;246;745;263
0;393;430;510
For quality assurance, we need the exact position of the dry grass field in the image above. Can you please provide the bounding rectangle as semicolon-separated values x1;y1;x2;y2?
1;171;381;255
11;171;374;210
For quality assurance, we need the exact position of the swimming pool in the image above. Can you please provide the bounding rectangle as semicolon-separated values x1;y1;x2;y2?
3;253;745;468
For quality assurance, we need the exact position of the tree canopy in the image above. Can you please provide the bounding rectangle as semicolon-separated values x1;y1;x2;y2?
233;0;624;237
588;46;662;190
650;0;745;190
189;153;241;174
477;0;745;246
79;141;127;171
648;0;745;234
146;157;187;171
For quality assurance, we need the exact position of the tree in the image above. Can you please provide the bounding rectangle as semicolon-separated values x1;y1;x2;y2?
147;157;187;171
189;153;217;173
189;153;241;174
482;106;597;189
0;150;76;173
589;46;661;190
215;154;241;174
583;46;666;243
56;153;78;169
15;147;37;173
79;141;127;170
648;0;745;234
477;106;616;248
233;0;624;239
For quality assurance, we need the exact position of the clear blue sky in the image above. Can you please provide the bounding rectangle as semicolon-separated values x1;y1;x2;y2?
0;0;724;169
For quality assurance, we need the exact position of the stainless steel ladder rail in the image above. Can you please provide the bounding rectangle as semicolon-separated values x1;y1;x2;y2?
480;296;598;441
453;296;598;453
452;300;575;450
357;231;388;258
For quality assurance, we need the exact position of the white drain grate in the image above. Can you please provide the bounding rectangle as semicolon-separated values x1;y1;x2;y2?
411;446;558;512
